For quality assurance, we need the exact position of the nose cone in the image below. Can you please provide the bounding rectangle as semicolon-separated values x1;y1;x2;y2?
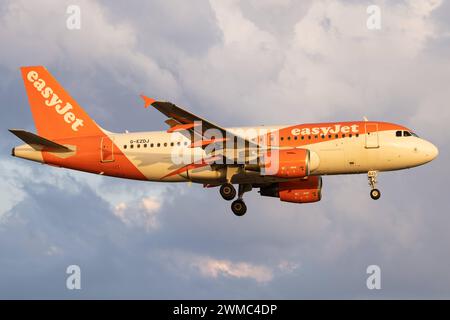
422;140;439;162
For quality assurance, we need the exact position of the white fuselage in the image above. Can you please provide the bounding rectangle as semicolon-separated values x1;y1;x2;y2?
107;124;438;184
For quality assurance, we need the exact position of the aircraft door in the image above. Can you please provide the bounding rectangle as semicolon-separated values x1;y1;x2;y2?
365;123;379;148
101;137;115;162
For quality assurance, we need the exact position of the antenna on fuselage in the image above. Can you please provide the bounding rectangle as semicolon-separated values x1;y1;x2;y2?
363;116;369;122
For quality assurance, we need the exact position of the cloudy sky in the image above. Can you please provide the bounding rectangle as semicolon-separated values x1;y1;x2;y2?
0;0;449;299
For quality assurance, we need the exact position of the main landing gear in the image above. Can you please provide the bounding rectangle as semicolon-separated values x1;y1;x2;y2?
231;199;247;217
368;170;381;200
219;183;252;216
220;183;236;201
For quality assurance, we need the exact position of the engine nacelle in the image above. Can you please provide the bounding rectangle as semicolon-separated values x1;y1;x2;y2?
260;148;319;178
259;176;322;203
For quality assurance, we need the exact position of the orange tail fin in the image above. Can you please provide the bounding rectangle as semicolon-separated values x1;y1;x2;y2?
20;66;102;140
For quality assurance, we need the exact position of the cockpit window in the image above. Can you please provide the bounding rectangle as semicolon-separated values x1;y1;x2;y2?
396;130;419;137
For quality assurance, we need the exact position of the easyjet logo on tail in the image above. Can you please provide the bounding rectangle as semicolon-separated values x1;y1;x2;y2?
26;70;84;132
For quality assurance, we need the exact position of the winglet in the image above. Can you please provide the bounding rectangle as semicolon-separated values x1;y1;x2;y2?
140;95;156;108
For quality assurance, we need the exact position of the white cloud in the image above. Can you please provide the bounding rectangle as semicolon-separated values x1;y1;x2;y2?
192;256;273;283
0;0;180;98
45;245;63;256
0;157;169;232
113;196;162;231
278;260;300;274
0;160;27;220
177;0;448;132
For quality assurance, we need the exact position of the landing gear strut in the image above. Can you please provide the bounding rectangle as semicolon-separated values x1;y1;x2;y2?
368;170;381;200
231;184;252;216
220;183;236;201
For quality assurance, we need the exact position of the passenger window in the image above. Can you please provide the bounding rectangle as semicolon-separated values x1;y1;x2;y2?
150;143;154;147
281;137;284;141
137;144;140;148
177;142;180;146
144;144;147;148
342;134;346;138
157;143;160;147
349;134;352;138
124;145;127;149
356;134;359;137
170;142;174;147
287;136;291;141
396;131;402;137
335;134;338;138
130;145;134;149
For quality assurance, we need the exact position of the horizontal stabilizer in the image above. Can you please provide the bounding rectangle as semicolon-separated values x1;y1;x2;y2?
9;129;70;151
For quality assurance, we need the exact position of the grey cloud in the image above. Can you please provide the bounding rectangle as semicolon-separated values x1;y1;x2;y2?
0;0;449;299
238;0;313;37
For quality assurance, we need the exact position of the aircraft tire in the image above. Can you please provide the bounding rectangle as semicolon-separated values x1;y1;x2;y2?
220;183;236;201
370;189;381;200
231;199;247;216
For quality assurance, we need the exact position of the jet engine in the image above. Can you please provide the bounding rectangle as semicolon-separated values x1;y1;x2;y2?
259;148;320;178
259;176;322;203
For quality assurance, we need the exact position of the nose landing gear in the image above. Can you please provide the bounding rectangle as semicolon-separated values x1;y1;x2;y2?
368;170;381;200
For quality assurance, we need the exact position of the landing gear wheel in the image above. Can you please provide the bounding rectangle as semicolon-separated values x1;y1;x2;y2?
231;199;247;216
370;188;381;200
367;171;381;200
220;183;236;201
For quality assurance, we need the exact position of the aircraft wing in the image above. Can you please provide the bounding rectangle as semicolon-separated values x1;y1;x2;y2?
140;96;261;154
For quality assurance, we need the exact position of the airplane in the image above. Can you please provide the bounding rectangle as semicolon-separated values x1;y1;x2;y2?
10;66;439;216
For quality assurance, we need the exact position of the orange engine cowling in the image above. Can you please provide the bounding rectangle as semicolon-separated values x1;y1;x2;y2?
259;176;322;203
261;148;310;178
